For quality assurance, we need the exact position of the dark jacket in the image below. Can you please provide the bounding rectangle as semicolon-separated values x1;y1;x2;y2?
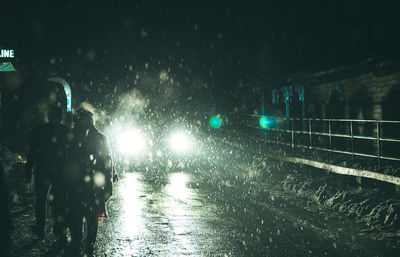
64;125;113;215
26;123;70;187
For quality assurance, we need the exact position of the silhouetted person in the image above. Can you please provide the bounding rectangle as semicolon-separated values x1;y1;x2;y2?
0;165;12;257
26;105;70;240
64;109;113;257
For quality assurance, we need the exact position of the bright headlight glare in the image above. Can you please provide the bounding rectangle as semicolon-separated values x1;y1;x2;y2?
117;129;146;155
169;131;192;153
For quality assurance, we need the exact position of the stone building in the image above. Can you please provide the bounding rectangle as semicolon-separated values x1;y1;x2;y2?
256;59;400;160
265;58;400;122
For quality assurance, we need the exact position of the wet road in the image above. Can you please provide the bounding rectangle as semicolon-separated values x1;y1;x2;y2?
96;172;236;257
11;142;399;256
92;161;398;257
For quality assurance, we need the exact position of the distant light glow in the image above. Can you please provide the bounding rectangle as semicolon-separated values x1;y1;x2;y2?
259;116;272;128
117;129;146;155
209;115;222;128
169;131;192;153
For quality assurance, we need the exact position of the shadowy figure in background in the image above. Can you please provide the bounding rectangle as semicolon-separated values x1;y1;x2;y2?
63;109;113;257
26;105;70;242
0;165;12;257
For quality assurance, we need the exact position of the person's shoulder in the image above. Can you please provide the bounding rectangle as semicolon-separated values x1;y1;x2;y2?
92;130;109;147
92;128;106;139
99;131;107;140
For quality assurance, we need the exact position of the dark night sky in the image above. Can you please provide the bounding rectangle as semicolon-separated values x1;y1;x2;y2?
3;0;400;95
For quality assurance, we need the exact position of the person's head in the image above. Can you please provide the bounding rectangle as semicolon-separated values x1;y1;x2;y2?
75;108;94;129
48;105;63;124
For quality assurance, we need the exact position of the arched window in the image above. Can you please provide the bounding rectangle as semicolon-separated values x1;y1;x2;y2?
326;86;344;119
350;86;373;154
383;88;400;122
382;87;400;158
290;85;304;118
326;85;346;150
350;86;373;120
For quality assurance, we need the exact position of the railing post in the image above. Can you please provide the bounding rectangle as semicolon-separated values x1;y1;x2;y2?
309;119;312;157
328;119;332;153
350;120;354;164
377;121;381;173
291;119;294;153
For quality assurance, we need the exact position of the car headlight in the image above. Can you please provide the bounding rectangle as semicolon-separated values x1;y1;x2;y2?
168;131;193;153
117;129;146;156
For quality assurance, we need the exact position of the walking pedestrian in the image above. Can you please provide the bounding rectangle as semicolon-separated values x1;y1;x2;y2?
64;109;113;257
26;105;70;241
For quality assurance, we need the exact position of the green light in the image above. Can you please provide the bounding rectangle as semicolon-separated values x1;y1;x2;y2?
209;115;222;128
259;116;271;128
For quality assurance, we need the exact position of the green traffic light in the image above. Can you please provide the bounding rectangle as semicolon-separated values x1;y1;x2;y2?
209;115;222;128
259;116;271;128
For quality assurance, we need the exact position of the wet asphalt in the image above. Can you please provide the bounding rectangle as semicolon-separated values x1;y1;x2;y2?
91;168;398;257
10;142;400;257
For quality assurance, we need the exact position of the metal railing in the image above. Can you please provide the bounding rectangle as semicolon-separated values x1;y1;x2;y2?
242;115;400;173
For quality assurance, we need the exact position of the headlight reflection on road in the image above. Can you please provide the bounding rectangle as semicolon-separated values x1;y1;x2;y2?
121;173;144;240
166;172;197;254
167;172;191;201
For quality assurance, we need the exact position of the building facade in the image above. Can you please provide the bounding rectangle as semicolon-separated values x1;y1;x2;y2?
266;59;400;122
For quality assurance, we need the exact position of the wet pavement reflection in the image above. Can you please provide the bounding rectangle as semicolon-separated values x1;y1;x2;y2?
11;158;399;256
91;163;398;257
95;172;234;257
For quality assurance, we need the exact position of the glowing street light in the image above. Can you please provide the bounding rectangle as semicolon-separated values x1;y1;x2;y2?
259;116;272;128
209;115;222;128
